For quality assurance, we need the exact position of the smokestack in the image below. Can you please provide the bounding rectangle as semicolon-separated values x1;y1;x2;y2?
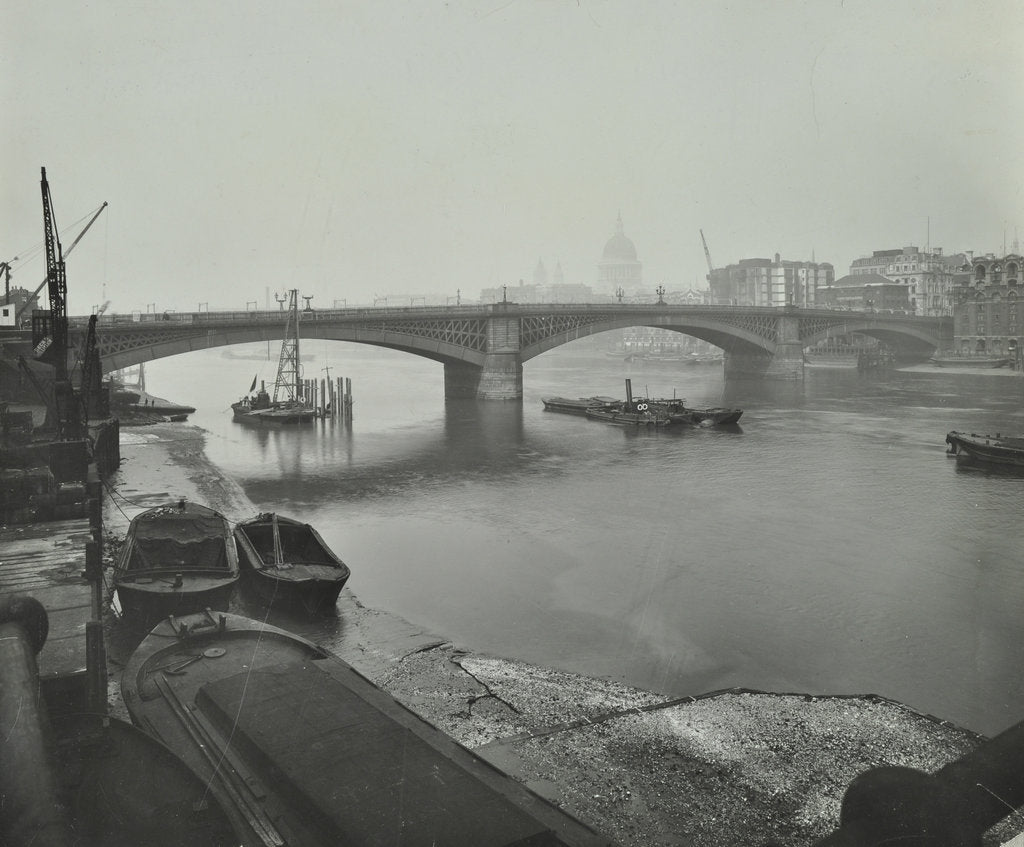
625;378;633;405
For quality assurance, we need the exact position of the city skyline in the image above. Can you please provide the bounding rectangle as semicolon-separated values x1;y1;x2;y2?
3;1;1022;313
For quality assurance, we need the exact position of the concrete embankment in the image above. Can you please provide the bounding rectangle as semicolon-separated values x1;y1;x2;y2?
101;422;1024;847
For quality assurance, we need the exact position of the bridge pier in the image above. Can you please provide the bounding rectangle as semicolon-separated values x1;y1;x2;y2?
723;312;805;380
724;343;805;380
444;313;524;399
443;355;523;400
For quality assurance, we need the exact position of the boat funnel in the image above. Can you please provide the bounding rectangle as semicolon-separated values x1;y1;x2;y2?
625;378;633;405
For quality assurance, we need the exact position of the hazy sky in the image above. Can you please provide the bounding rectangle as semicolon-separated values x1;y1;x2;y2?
4;1;1022;314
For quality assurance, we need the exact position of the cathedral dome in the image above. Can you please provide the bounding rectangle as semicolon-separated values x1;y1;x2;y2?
601;214;638;262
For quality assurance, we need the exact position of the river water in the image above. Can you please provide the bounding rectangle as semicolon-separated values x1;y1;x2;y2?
136;341;1024;738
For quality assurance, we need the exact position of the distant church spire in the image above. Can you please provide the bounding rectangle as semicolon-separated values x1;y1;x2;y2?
533;258;548;286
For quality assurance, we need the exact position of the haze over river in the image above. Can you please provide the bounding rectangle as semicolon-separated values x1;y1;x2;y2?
135;341;1024;738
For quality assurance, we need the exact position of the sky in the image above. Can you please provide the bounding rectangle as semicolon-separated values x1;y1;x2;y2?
3;0;1023;314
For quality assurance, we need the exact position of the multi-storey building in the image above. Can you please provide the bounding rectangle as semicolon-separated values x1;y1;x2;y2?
950;253;1021;359
815;274;912;312
849;246;965;316
707;254;834;307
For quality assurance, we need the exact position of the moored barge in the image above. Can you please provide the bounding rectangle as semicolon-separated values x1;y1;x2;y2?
945;430;1024;468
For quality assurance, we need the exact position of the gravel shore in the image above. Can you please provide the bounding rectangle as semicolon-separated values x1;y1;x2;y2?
103;422;1024;846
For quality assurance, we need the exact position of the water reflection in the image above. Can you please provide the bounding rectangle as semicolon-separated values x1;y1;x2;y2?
142;348;1024;736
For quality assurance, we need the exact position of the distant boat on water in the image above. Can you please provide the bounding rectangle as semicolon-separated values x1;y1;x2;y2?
929;354;1012;368
541;396;618;415
543;383;742;427
647;398;743;426
221;347;314;362
945;430;1024;468
232;289;316;426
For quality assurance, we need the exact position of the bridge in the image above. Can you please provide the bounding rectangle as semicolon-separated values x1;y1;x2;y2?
47;303;949;400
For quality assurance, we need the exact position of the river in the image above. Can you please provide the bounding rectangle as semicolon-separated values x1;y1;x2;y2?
134;341;1024;738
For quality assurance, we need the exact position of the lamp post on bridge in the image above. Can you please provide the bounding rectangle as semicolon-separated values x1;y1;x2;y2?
615;286;624;303
246;301;258;311
302;295;314;312
198;302;208;313
655;285;666;305
275;293;287;311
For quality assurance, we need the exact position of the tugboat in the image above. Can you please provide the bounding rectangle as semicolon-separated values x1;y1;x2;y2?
232;288;316;425
584;380;672;427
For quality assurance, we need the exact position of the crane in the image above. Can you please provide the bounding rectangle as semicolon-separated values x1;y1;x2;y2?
32;167;85;439
14;200;108;324
700;229;715;274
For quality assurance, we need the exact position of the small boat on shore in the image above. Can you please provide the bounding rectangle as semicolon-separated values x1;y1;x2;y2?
945;430;1024;468
122;611;613;847
112;500;239;624
233;513;351;614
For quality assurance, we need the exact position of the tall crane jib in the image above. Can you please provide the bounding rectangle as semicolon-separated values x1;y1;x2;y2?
34;168;68;372
33;168;84;440
700;229;715;274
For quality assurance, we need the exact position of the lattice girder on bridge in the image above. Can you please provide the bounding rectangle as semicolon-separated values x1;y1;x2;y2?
65;306;948;376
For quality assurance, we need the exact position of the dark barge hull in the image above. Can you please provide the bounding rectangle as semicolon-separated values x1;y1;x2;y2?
930;356;1012;368
946;430;1024;467
122;611;616;847
232;405;316;425
649;399;743;425
112;501;240;627
233;513;351;615
584;407;671;427
541;396;618;415
115;578;237;624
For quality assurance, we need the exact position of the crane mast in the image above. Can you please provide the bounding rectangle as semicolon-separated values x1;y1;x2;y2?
33;168;83;439
700;229;715;274
37;167;68;373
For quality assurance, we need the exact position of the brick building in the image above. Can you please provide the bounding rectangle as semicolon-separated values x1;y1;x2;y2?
950;253;1022;361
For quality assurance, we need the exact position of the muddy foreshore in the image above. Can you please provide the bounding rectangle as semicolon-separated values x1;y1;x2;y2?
101;422;1023;847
